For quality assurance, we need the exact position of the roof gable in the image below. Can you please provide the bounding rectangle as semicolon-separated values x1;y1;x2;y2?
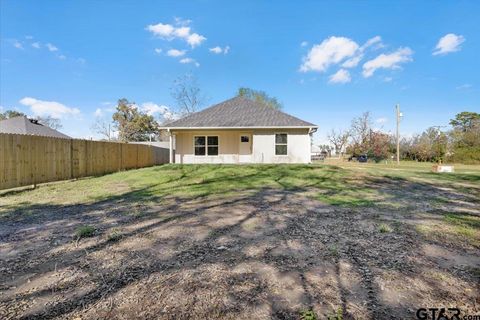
164;96;317;128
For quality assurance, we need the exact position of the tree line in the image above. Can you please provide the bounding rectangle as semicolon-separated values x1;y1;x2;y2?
327;111;480;164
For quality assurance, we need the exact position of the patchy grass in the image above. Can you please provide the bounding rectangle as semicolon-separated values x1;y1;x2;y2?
327;307;344;320
107;228;122;242
328;244;339;257
2;162;479;218
416;213;480;248
378;223;393;233
75;225;96;239
443;213;480;243
300;309;318;320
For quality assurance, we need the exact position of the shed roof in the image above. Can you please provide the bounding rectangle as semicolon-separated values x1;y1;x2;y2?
0;116;71;139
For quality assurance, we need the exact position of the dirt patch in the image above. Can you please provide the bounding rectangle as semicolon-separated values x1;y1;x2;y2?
0;187;479;319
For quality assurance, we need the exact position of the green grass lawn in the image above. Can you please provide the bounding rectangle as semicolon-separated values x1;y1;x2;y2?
1;161;479;246
1;162;479;210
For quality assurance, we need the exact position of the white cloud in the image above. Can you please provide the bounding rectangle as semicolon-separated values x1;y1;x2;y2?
341;55;363;68
433;33;465;55
25;35;34;40
174;17;192;26
94;108;103;117
19;97;80;119
300;36;359;72
154;48;162;54
328;69;351;84
383;77;393;82
209;46;222;54
179;57;200;67
362;47;413;78
301;41;308;47
46;43;58;52
141;102;178;121
186;33;206;47
209;45;230;54
146;20;206;48
376;117;388;124
13;40;23;49
361;36;382;50
341;36;383;68
58;54;66;60
167;49;186;57
31;42;41;49
146;23;175;38
141;102;168;115
174;26;191;38
456;83;472;90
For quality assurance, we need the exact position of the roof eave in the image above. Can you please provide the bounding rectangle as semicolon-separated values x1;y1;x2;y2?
161;125;318;130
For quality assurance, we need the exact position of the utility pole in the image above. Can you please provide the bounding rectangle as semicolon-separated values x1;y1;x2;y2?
396;104;401;165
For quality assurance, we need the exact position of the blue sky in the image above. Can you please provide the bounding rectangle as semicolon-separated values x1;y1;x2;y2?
1;1;479;143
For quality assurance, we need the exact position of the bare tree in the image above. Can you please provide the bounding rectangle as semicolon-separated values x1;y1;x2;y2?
91;119;113;141
327;129;350;157
349;112;372;154
170;73;206;116
35;116;63;130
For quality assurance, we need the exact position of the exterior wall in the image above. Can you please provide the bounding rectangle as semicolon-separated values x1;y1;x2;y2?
172;128;312;164
173;130;241;164
252;129;311;164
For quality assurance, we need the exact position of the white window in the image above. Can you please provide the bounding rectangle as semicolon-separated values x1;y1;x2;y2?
194;136;218;156
275;133;287;155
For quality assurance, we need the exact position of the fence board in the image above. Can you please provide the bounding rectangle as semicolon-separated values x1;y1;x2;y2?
0;134;170;190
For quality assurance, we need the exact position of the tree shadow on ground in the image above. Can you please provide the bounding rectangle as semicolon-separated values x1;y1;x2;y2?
0;168;479;320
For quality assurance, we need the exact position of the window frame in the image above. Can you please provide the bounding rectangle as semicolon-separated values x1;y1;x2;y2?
193;135;219;156
240;135;250;143
275;133;288;156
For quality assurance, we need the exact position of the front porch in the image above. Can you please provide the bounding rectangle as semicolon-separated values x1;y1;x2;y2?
168;129;254;164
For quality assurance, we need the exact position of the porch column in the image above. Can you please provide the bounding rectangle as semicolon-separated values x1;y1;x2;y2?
169;130;174;164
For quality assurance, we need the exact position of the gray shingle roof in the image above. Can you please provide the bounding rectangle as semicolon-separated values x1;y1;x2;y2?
0;116;71;139
163;96;317;128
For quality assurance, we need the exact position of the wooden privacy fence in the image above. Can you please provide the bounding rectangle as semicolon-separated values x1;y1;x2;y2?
0;133;170;190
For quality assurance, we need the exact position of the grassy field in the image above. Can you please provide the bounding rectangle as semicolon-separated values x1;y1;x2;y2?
2;161;479;246
0;161;479;319
2;160;479;207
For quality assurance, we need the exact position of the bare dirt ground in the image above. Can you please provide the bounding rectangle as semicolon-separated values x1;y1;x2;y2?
1;180;479;319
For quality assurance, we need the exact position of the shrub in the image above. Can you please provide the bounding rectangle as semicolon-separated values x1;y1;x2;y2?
448;147;480;164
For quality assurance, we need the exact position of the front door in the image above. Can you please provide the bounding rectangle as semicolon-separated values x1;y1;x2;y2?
239;134;252;163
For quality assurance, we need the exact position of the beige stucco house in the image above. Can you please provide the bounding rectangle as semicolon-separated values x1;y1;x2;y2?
162;96;317;164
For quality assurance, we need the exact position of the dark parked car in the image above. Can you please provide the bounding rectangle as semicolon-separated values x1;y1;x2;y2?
347;154;368;162
358;155;368;162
